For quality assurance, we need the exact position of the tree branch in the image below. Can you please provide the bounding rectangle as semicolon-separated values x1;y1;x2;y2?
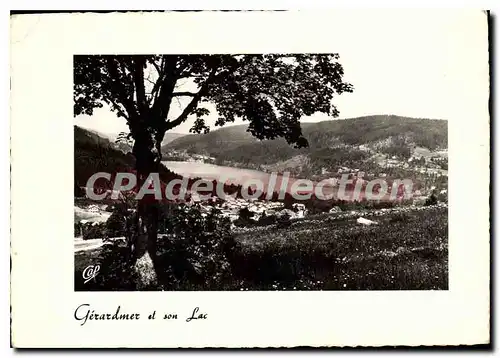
151;56;179;122
151;60;162;76
175;97;183;110
148;58;165;104
165;66;220;131
172;91;197;97
105;57;137;118
132;56;147;116
104;95;129;119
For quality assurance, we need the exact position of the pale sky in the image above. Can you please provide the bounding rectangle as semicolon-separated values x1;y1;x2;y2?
74;11;487;138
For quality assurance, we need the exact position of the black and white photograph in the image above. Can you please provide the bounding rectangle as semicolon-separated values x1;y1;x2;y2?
74;50;448;291
10;9;490;348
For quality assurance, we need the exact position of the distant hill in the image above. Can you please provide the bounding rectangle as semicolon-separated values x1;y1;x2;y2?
115;131;188;155
74;125;182;192
74;126;245;199
162;132;189;146
166;115;447;153
163;115;448;176
162;125;250;154
75;127;188;155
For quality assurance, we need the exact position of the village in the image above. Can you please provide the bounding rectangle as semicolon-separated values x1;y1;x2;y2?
192;195;303;222
75;148;448;233
162;149;216;163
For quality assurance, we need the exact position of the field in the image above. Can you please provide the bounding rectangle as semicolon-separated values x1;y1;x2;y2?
75;206;448;291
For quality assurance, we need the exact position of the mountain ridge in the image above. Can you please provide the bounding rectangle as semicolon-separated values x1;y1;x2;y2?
74;125;183;192
75;126;188;154
163;115;448;177
165;115;448;153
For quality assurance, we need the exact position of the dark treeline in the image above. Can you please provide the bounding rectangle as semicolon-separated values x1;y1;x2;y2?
166;115;448;168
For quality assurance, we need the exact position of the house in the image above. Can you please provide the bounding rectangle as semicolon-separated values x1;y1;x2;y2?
357;217;378;226
88;205;100;213
278;209;296;218
292;203;307;218
412;196;427;206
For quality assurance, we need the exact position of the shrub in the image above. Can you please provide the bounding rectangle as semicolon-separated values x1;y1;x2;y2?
389;211;411;223
75;240;138;291
74;183;85;198
157;204;239;289
258;212;277;226
425;192;438;206
74;222;83;237
77;204;239;290
104;205;115;212
233;207;257;227
437;192;448;203
82;222;107;240
105;211;127;238
277;212;292;228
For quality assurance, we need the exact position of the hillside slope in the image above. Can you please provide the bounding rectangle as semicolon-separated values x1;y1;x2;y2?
74;126;247;200
164;115;448;176
161;132;190;146
167;115;447;152
105;131;188;154
74;125;182;191
163;125;255;155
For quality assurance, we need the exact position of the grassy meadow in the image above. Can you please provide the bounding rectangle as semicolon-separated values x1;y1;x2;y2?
75;206;448;291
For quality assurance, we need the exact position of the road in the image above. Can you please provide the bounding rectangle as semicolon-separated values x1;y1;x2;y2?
74;237;125;253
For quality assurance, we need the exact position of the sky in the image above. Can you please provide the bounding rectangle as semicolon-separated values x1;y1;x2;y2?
74;11;487;138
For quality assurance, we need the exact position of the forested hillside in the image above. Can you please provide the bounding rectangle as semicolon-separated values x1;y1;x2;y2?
74;126;182;191
164;115;448;176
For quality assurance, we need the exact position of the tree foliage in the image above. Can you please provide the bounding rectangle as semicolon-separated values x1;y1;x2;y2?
157;204;238;289
74;54;353;279
74;54;353;153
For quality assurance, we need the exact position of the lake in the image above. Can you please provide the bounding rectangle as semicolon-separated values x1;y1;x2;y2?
162;161;275;187
162;161;337;197
161;161;407;202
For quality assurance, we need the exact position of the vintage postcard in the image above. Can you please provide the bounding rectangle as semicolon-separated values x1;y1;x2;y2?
10;10;490;348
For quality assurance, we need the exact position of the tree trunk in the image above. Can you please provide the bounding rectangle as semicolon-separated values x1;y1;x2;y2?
131;132;162;290
132;198;159;290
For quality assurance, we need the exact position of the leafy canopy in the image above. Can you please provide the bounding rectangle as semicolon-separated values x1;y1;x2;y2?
74;54;352;149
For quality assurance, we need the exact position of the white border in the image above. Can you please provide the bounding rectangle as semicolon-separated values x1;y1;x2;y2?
9;10;490;348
